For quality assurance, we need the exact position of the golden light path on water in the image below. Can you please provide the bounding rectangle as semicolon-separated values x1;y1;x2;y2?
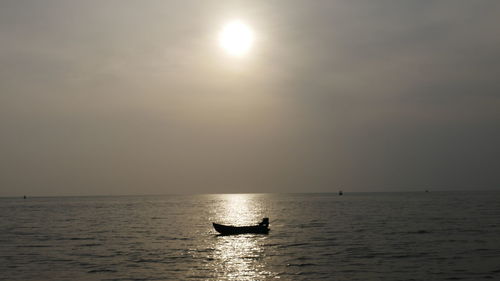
209;194;275;280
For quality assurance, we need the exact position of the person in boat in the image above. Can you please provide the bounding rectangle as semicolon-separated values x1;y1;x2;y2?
259;218;269;228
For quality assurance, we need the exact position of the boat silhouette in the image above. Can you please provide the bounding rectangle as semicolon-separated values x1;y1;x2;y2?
213;218;269;235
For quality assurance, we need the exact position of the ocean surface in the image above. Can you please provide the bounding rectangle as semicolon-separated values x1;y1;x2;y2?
1;192;500;281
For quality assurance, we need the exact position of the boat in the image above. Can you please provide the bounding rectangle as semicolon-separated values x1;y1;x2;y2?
212;223;269;235
213;218;269;235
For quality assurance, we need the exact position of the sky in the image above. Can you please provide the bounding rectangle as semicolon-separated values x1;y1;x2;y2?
1;0;499;196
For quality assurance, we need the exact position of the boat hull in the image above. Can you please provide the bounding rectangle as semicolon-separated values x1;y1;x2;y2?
212;223;269;235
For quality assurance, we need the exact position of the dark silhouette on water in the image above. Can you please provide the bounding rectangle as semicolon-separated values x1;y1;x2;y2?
23;195;26;199
259;217;269;227
213;218;269;235
338;190;343;196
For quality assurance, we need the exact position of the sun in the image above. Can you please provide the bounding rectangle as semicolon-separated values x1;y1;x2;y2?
218;20;254;57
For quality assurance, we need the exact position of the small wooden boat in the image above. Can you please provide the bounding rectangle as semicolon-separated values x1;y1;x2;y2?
213;218;269;235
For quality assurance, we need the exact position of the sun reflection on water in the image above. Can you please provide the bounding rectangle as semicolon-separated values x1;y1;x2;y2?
209;194;276;280
219;194;261;225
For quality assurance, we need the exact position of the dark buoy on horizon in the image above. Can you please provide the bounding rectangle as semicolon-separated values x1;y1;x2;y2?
23;195;27;199
338;190;343;196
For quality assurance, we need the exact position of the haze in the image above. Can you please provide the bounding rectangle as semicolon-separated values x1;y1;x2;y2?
1;0;499;196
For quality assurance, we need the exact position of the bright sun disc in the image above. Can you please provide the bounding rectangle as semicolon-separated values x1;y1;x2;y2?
219;21;254;56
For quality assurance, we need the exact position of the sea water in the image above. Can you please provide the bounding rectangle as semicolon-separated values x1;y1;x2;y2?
1;192;500;280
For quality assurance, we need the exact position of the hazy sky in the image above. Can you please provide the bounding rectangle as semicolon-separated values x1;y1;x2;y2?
1;0;499;196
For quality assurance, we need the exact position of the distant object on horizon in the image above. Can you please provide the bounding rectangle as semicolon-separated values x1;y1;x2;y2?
425;190;429;193
213;218;269;235
338;190;343;196
23;195;26;199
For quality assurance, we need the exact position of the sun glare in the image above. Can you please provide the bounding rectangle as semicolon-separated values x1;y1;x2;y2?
218;20;254;57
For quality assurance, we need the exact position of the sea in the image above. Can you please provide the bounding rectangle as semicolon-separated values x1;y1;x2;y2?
1;191;500;281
